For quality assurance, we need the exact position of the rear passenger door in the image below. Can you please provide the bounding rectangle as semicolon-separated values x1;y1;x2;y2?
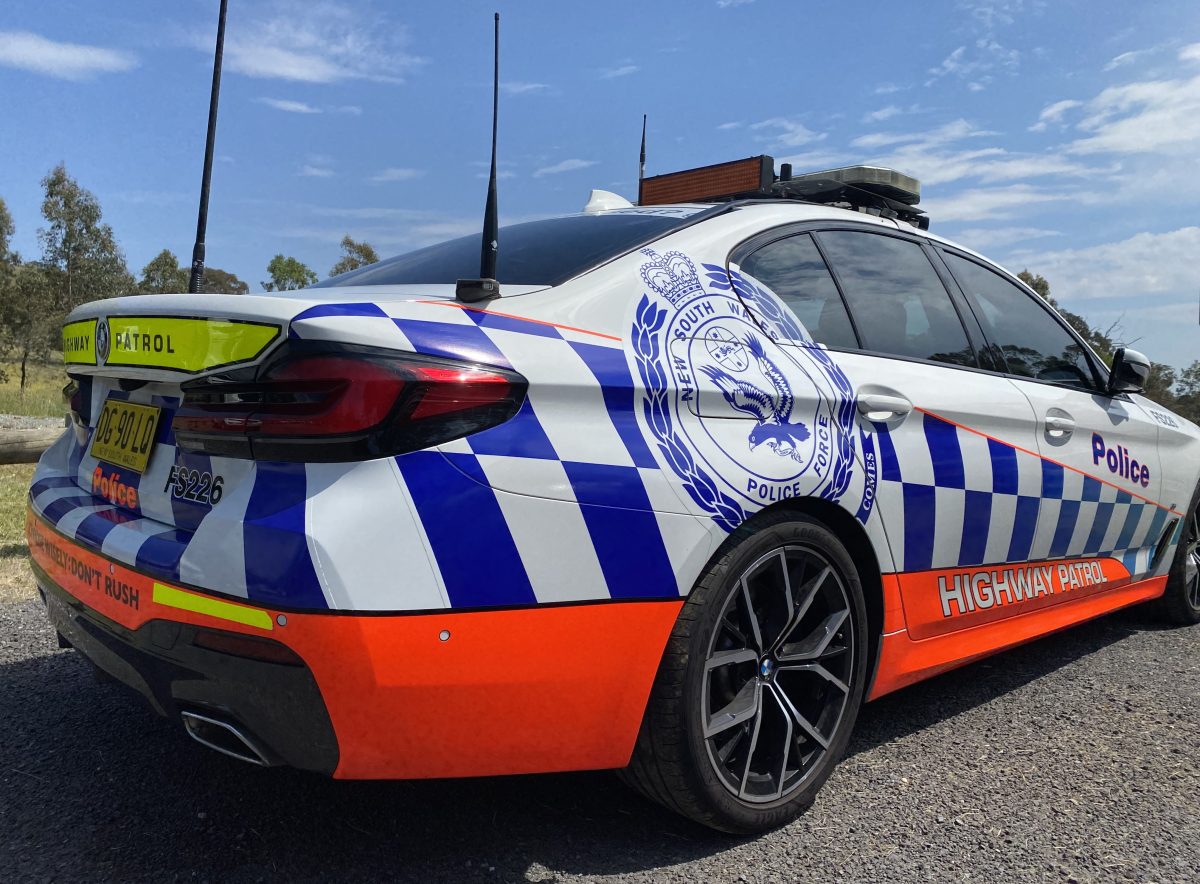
736;227;1050;638
938;250;1172;583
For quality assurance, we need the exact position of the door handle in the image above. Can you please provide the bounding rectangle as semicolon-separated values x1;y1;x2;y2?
857;394;912;421
1044;415;1075;439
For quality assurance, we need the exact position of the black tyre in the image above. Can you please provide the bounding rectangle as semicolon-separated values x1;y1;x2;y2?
622;511;869;834
1156;483;1200;626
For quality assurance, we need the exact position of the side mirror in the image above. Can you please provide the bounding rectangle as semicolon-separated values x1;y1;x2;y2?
1107;347;1151;395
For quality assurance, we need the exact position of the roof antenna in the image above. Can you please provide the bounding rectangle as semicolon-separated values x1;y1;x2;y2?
188;0;229;295
637;114;647;205
456;13;502;304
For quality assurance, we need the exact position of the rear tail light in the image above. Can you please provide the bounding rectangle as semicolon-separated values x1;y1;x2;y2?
172;344;526;462
63;376;92;425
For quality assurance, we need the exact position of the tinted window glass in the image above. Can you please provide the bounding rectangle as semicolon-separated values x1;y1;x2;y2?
315;212;706;288
739;234;858;349
943;253;1098;389
817;231;974;366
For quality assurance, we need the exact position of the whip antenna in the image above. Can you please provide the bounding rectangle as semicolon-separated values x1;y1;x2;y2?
188;0;229;294
639;114;647;184
457;12;502;303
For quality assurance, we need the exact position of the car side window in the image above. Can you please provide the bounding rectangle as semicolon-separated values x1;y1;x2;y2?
738;234;859;350
942;252;1099;390
816;230;976;367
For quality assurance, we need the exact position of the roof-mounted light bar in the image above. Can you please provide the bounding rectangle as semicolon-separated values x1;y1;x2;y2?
638;156;928;229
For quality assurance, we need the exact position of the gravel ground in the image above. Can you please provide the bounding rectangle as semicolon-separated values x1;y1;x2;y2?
0;414;64;431
1;595;1196;884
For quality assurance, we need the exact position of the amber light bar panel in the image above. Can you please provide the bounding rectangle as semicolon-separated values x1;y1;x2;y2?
639;156;774;206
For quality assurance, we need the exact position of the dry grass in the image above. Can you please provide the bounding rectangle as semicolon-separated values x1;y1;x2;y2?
0;464;36;603
0;359;69;418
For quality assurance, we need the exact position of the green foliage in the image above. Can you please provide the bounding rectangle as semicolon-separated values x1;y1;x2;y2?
1016;269;1050;300
0;196;13;262
1020;268;1200;422
137;248;189;294
1018;269;1116;363
1172;361;1200;423
0;262;56;393
262;254;317;292
329;235;380;277
201;266;249;295
37;163;134;311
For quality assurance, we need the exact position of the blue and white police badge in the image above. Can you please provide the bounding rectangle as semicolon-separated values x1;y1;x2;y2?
630;249;874;532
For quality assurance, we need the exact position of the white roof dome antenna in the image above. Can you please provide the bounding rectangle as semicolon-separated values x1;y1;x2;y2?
583;189;635;214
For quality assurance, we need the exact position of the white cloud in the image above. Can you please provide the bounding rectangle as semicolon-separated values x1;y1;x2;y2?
500;81;551;95
946;226;1062;251
533;158;597;177
1069;73;1200;155
861;103;927;124
1105;49;1146;72
776;149;852;172
717;121;743;130
0;30;136;80
476;170;517;180
257;98;363;115
717;0;755;6
370;167;425;183
925;38;1019;89
923;184;1073;222
1182;43;1200;64
1011;227;1200;302
600;64;638;79
258;98;321;114
958;0;1030;30
852;117;1103;190
863;105;902;123
874;82;906;95
750;117;824;148
851;118;989;150
1028;98;1081;132
299;165;334;178
217;3;421;84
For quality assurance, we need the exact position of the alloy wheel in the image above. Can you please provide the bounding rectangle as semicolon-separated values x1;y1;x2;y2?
702;546;854;803
1185;509;1200;611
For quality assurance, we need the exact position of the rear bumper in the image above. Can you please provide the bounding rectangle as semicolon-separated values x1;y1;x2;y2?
27;508;682;779
36;568;339;773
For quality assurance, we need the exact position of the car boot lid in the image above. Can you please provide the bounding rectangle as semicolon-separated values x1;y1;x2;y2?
61;284;551;381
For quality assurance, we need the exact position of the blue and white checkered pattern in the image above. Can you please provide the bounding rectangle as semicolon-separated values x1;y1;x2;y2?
876;411;1172;576
30;302;718;613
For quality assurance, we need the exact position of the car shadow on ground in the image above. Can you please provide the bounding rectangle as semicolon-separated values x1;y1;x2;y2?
0;599;1169;883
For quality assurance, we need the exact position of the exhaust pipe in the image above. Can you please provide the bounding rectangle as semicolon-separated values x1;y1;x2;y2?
181;710;273;767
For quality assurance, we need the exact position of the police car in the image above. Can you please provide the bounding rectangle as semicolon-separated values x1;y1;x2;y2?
27;158;1200;834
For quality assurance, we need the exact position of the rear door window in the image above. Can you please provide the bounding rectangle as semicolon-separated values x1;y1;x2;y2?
738;234;858;350
816;230;976;367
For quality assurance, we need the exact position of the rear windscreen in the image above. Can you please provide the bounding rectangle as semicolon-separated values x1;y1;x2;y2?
314;210;710;288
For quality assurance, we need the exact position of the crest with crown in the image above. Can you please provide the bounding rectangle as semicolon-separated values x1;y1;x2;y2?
640;249;702;306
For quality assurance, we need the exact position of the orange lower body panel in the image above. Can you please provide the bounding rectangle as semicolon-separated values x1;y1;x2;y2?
870;556;1167;699
27;510;682;779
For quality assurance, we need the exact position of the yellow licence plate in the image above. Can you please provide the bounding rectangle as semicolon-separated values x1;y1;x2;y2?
89;400;162;473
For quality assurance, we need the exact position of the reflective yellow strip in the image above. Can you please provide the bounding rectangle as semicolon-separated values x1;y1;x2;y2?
105;317;280;373
62;319;97;365
152;584;274;631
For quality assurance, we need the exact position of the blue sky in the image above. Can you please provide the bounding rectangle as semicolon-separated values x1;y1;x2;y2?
2;0;1198;370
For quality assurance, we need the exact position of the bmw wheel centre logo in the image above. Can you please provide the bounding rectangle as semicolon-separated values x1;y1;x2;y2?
630;250;870;532
95;319;110;365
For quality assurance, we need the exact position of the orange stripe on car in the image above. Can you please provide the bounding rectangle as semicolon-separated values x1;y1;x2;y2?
418;299;623;342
